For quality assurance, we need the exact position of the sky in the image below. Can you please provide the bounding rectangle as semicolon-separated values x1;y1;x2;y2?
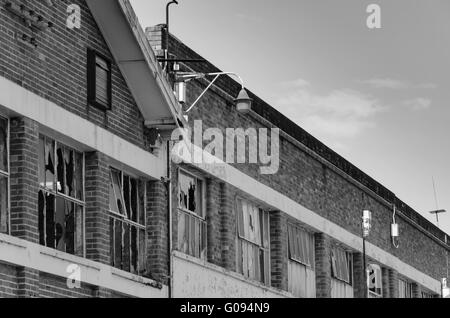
130;0;450;234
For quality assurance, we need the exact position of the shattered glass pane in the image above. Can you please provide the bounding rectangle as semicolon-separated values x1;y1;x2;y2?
45;139;55;190
131;225;137;274
139;229;146;275
75;205;83;257
138;180;146;226
123;175;131;219
64;148;74;197
38;190;45;245
74;152;83;200
114;219;123;269
38;137;45;188
0;118;7;173
179;172;199;215
130;178;138;223
45;193;55;248
123;223;131;272
56;146;65;193
109;218;115;267
0;176;8;234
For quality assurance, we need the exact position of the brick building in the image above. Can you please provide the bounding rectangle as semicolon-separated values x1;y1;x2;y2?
0;0;448;298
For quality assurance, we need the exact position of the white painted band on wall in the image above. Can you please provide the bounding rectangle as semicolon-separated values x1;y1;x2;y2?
0;77;166;180
0;233;167;298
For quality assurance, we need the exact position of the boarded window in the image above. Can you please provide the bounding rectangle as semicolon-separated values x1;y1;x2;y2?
109;168;147;276
331;246;352;284
236;198;270;286
398;279;412;298
177;170;206;259
38;136;84;256
87;49;112;110
0;117;8;234
288;224;314;267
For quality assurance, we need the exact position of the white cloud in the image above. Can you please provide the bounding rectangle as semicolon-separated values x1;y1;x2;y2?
402;98;432;111
273;79;384;143
362;78;409;89
361;78;437;90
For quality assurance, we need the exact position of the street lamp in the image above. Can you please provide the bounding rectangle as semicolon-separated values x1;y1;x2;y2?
362;209;372;298
174;71;253;114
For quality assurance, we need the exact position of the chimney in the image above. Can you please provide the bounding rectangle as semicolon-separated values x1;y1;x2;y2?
145;24;166;58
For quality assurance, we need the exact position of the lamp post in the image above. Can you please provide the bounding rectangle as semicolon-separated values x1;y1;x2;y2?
362;210;372;298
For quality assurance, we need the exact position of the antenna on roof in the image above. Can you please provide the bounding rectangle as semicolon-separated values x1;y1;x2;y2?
429;176;446;228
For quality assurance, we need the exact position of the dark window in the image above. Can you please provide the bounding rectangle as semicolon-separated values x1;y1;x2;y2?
87;49;112;110
38;135;84;257
0;117;8;234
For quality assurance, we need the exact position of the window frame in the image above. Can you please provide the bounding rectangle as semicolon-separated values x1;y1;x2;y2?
235;196;271;286
398;278;413;298
367;263;383;298
0;116;10;235
108;166;148;276
176;168;207;259
177;168;206;219
38;135;85;257
330;245;353;285
287;223;315;268
87;48;112;111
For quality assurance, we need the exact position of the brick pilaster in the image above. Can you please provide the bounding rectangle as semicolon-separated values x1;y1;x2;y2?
206;178;222;266
9;117;40;243
146;179;168;284
220;183;235;270
315;233;331;298
388;269;399;298
16;267;39;298
269;211;288;291
84;152;110;265
352;252;366;298
382;267;390;298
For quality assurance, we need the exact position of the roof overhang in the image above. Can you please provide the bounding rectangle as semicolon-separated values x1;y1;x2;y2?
85;0;186;130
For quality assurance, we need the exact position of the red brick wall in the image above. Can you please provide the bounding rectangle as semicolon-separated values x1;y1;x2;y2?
0;263;18;297
0;0;152;150
150;30;449;283
9;117;40;243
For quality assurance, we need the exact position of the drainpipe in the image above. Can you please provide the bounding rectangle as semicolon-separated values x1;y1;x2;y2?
166;140;173;298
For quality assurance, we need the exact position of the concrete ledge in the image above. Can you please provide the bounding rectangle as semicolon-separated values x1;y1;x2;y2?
172;251;292;298
0;233;168;298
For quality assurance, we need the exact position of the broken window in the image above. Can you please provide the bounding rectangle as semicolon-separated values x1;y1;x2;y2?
177;170;206;259
330;246;352;284
38;136;84;256
398;278;412;298
287;224;316;298
236;198;270;286
288;224;314;267
0;117;8;234
109;168;147;276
